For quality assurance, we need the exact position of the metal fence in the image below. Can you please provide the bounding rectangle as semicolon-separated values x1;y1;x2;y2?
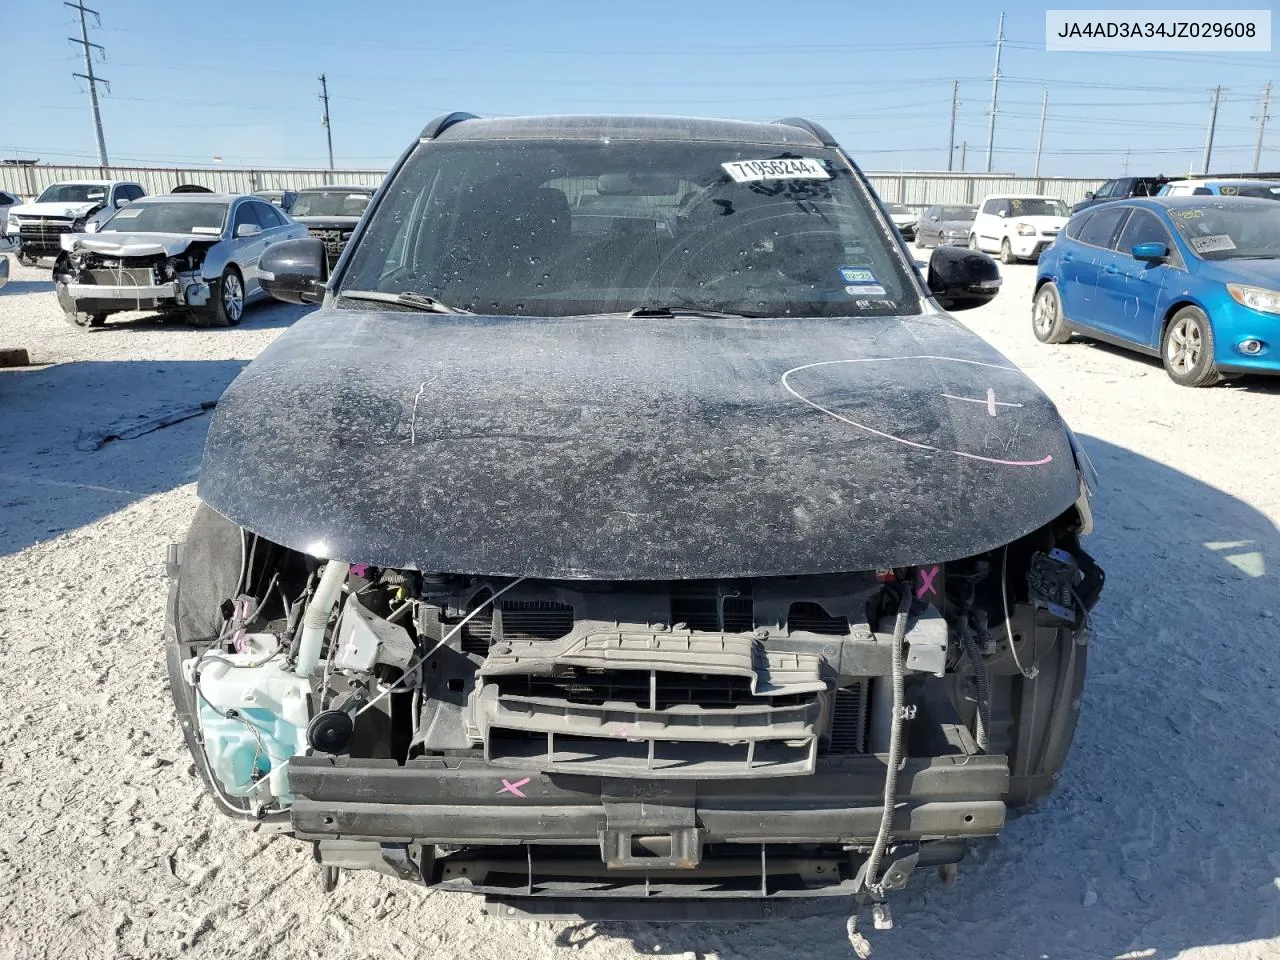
866;173;1105;209
0;163;1104;209
0;164;387;198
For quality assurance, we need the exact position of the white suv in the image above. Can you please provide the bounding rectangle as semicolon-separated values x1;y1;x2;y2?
5;179;146;263
970;194;1069;264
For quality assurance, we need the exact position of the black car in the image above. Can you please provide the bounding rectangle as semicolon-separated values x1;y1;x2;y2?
166;113;1101;946
288;185;375;266
1071;175;1170;214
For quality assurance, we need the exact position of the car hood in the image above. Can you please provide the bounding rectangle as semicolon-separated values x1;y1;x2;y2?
61;231;219;257
938;219;975;232
9;200;103;219
889;213;916;225
1198;257;1280;287
1011;215;1067;230
198;308;1082;579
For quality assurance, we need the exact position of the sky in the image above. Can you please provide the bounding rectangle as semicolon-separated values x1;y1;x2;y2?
2;0;1277;177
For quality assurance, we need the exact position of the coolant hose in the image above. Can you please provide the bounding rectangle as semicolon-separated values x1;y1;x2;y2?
961;620;991;752
295;560;350;677
862;580;910;897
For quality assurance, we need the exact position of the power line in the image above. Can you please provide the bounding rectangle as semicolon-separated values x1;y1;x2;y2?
947;80;959;171
319;74;334;172
1203;85;1223;173
65;0;109;168
1034;89;1048;178
984;11;1005;172
1254;82;1272;172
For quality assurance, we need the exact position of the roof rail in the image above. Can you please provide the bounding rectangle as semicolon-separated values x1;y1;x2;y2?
419;112;479;140
772;117;838;147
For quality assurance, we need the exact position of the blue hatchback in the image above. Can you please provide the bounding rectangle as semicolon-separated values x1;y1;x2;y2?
1033;196;1280;386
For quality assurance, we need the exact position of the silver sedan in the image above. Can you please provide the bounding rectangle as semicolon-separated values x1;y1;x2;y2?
52;193;309;328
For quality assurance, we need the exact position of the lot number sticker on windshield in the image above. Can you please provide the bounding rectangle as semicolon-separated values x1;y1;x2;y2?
722;158;830;183
1189;234;1236;254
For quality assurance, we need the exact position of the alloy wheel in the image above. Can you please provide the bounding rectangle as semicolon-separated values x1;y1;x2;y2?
1167;316;1201;374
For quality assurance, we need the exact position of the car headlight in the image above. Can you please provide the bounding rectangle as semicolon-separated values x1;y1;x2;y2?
1015;222;1036;236
1227;283;1280;314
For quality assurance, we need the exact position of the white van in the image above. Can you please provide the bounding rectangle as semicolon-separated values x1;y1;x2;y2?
970;194;1069;263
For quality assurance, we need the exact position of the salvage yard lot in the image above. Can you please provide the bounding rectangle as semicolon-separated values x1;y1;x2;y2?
0;256;1277;960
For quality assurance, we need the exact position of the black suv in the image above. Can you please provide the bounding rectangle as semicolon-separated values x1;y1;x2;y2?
166;113;1101;944
1071;175;1170;214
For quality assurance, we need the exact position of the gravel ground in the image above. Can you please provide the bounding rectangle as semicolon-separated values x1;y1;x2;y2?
1;254;1277;960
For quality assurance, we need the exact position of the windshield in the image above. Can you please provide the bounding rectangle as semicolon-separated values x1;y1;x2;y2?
1225;183;1280;200
99;201;227;235
1169;202;1280;260
340;139;921;318
1009;198;1068;218
36;183;108;204
940;205;977;221
291;190;371;217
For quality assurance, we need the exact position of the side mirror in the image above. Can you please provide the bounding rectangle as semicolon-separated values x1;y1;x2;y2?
997;210;1009;218
0;256;8;289
236;223;262;238
1083;191;1095;200
1131;241;1168;263
927;246;1002;311
258;236;327;304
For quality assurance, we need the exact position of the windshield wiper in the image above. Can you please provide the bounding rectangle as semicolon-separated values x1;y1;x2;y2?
339;290;471;314
624;306;751;319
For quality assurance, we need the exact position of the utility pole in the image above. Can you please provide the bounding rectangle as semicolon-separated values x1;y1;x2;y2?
319;74;334;172
946;80;959;171
1033;89;1048;178
66;0;109;169
1254;81;1272;172
984;11;1005;173
1202;85;1222;174
1123;148;1131;176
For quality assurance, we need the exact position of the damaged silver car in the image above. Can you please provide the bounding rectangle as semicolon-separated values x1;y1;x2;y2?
166;114;1103;952
52;193;307;328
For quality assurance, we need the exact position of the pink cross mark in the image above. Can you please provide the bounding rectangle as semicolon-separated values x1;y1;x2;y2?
916;565;940;600
497;777;531;799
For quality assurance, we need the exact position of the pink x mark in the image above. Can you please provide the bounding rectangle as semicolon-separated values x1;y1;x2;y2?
916;565;940;600
497;777;530;799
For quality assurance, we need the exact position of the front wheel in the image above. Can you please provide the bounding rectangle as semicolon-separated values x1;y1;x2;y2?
1000;238;1017;265
1162;306;1220;387
1032;282;1071;344
192;267;245;328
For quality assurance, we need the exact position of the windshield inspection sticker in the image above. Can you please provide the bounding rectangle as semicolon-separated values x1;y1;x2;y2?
722;158;830;183
1189;234;1236;254
839;266;876;284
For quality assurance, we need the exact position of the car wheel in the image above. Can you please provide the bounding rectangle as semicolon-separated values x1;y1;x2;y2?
913;232;925;249
1000;238;1017;265
1161;306;1220;387
193;267;245;328
1032;282;1071;344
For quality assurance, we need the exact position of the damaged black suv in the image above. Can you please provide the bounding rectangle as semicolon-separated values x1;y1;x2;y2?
166;113;1102;946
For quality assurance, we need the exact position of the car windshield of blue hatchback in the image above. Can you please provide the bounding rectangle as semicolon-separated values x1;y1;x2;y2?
1168;202;1280;261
